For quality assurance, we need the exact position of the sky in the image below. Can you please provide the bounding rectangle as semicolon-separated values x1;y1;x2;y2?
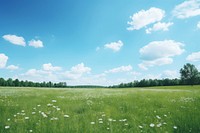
0;0;200;86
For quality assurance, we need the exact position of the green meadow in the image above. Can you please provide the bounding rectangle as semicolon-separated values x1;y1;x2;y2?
0;86;200;133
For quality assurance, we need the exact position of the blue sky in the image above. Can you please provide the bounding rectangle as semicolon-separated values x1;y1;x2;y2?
0;0;200;85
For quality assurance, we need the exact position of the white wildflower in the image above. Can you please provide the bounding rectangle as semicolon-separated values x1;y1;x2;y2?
156;115;161;119
14;115;16;117
7;118;10;121
32;112;36;115
47;103;52;106
56;108;61;111
174;126;177;129
124;123;128;126
99;121;103;124
52;100;57;103
139;125;143;129
91;122;95;124
29;130;33;132
25;117;29;120
5;126;10;129
64;115;69;118
37;105;41;107
157;123;162;127
41;112;48;118
150;123;155;127
50;117;58;121
108;118;112;122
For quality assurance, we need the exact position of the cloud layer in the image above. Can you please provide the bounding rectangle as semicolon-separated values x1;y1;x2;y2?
173;0;200;19
186;51;200;61
105;65;132;73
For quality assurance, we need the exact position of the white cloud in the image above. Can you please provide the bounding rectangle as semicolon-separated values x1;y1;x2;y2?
104;40;123;52
6;65;19;70
146;22;173;34
162;70;179;79
2;34;26;46
19;63;92;82
139;40;185;70
21;69;58;82
127;7;165;30
28;39;43;48
173;0;200;19
0;53;8;68
186;51;200;61
43;63;62;71
139;57;173;70
63;63;91;80
105;65;132;73
71;63;91;74
197;21;200;29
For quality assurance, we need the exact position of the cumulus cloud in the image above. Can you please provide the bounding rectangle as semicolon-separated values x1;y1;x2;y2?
146;22;173;34
71;63;91;74
104;40;123;52
63;63;91;80
43;63;62;71
139;40;185;70
28;39;43;48
21;69;58;82
0;53;8;68
186;51;200;61
6;65;19;70
2;34;26;46
105;65;132;73
173;0;200;19
127;7;165;30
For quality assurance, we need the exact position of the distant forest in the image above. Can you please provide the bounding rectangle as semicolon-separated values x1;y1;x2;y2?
0;78;104;88
109;78;195;88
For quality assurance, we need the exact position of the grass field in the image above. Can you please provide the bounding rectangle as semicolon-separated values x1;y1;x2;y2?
0;86;200;133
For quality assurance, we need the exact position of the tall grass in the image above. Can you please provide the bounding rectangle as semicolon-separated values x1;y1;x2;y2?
0;86;200;133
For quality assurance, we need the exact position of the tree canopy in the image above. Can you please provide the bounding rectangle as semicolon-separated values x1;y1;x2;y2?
180;63;200;85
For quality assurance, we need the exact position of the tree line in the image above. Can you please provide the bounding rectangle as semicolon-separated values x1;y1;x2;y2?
0;63;199;88
110;63;200;88
0;78;105;88
0;78;67;88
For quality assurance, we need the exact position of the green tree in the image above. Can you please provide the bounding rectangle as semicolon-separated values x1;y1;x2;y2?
180;63;200;85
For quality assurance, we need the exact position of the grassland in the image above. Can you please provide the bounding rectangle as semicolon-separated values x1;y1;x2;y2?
0;86;200;133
